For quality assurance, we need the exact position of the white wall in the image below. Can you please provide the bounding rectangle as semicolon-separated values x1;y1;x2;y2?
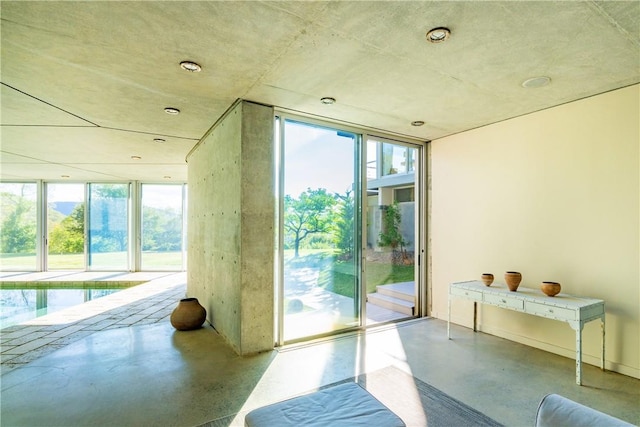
431;85;639;378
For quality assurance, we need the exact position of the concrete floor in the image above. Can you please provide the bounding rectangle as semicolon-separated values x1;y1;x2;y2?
1;275;639;426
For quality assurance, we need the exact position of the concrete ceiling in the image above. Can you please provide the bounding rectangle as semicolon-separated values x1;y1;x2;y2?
1;1;638;182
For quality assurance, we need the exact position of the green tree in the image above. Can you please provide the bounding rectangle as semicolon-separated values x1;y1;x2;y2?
142;206;182;252
333;189;354;260
49;203;84;254
90;184;128;252
284;188;336;257
0;189;36;254
378;201;407;257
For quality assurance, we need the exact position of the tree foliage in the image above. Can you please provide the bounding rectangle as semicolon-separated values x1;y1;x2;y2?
284;188;336;257
0;189;36;254
333;189;354;260
378;201;407;252
49;204;85;254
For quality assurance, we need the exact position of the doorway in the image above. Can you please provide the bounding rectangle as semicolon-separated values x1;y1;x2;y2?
276;116;424;344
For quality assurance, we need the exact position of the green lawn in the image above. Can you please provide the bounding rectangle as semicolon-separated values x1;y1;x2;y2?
0;251;184;270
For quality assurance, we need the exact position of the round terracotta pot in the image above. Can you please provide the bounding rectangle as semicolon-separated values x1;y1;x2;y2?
481;273;494;286
170;298;207;331
504;271;522;291
541;281;561;297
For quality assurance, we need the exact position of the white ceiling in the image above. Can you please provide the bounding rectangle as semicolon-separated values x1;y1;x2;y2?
1;1;638;182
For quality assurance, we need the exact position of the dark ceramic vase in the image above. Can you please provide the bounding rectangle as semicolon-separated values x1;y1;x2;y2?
170;298;207;331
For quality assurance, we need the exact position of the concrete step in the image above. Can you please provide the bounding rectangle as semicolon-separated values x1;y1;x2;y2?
377;281;415;302
367;292;414;316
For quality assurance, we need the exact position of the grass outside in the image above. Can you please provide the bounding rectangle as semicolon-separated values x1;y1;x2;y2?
0;251;184;270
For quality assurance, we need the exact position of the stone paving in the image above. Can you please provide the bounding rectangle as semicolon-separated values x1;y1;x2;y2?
0;272;187;375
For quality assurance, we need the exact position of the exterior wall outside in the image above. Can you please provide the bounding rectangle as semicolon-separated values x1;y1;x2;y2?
431;84;639;379
187;100;274;355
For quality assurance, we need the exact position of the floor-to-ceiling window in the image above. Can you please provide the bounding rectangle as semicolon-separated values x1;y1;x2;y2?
47;183;85;270
278;118;361;342
276;115;424;344
0;182;38;271
140;184;185;271
1;181;187;273
88;183;130;271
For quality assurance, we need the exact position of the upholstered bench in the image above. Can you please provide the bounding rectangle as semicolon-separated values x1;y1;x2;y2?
535;393;634;427
245;382;405;427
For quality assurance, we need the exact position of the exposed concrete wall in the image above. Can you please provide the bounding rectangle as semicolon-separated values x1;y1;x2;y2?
187;100;274;355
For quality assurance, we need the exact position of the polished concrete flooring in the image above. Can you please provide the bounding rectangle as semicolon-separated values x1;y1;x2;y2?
1;275;639;426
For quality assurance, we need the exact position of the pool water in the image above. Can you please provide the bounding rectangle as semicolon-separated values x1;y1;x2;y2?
0;287;124;328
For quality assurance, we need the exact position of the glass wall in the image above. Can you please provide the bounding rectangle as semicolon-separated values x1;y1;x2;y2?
140;184;184;270
88;183;130;270
279;119;360;342
47;183;85;270
0;183;38;270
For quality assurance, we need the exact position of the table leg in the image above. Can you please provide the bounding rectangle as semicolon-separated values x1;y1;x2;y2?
447;296;451;339
473;302;477;332
601;316;606;371
576;322;583;385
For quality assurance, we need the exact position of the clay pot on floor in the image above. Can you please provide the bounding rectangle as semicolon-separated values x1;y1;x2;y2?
481;273;494;286
504;271;522;291
170;298;207;331
541;281;561;297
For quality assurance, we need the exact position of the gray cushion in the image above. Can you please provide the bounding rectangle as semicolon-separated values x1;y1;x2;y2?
535;393;634;427
245;382;405;427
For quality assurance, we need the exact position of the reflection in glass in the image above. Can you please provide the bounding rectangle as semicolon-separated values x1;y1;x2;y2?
141;184;184;270
0;183;38;270
47;183;85;269
88;183;129;270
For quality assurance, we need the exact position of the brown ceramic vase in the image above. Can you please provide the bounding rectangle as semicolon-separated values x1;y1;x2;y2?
504;271;522;291
481;273;494;286
541;281;561;297
170;298;207;331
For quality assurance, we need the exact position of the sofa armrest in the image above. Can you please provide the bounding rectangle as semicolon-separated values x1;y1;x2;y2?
535;393;634;427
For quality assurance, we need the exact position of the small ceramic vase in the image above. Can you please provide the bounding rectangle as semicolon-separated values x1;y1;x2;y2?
504;271;522;291
170;298;207;331
541;281;561;297
481;273;494;286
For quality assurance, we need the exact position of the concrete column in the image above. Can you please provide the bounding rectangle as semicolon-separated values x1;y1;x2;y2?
186;100;274;355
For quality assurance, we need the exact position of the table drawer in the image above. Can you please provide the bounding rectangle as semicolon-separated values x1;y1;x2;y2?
484;293;524;310
525;301;575;320
450;287;482;301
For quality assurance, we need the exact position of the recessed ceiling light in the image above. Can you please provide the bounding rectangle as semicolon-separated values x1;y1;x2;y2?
131;155;142;160
411;121;425;127
180;61;202;72
521;76;551;88
426;27;451;43
154;138;166;143
320;97;336;105
61;175;70;178
164;107;180;115
163;175;172;179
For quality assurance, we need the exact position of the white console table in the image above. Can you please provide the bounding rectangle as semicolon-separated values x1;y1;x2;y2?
448;280;605;385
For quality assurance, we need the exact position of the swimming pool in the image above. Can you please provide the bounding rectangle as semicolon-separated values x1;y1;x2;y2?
0;285;130;328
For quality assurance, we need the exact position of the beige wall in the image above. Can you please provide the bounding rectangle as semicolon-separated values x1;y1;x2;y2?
431;85;639;378
187;100;275;355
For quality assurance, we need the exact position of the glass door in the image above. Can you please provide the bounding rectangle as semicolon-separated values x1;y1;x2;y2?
46;183;85;270
364;138;419;325
278;119;361;342
88;183;130;270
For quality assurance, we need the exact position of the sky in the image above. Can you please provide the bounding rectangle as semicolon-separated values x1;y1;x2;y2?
283;120;356;197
